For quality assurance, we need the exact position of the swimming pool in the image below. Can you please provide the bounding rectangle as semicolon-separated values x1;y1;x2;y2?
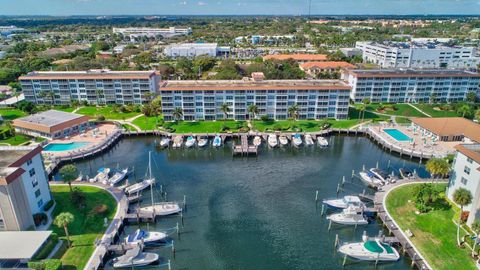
383;129;413;142
43;142;90;151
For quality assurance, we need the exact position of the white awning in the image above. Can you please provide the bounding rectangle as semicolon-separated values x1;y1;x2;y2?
0;231;52;259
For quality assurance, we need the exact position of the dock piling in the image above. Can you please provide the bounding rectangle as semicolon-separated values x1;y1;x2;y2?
321;204;325;216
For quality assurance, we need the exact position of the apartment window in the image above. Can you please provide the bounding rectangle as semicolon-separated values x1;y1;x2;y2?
461;177;468;185
464;166;471;175
467;157;473;164
35;189;41;198
26;159;33;166
0;219;4;230
29;168;36;177
32;178;38;188
37;199;43;208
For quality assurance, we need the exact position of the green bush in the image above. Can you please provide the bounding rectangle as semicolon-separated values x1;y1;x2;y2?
33;233;58;260
28;261;45;270
33;213;48;226
260;115;271;122
96;114;105;121
43;200;54;211
71;189;86;208
44;259;62;270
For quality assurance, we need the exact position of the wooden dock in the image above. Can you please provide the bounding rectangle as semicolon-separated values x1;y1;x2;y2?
232;134;258;156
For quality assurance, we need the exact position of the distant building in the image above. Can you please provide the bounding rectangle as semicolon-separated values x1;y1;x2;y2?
355;41;480;69
13;110;91;139
234;35;296;45
411;117;480;143
342;69;480;103
447;143;480;226
113;27;192;39
159;78;351;121
0;25;25;37
262;54;328;63
300;61;355;76
19;70;158;105
339;48;363;58
0;146;51;231
164;43;230;58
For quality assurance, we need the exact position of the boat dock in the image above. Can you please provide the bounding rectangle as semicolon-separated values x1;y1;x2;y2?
233;134;258;156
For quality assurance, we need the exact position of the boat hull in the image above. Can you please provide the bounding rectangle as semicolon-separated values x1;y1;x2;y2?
140;202;182;216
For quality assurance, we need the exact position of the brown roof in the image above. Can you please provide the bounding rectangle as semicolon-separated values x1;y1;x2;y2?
411;117;480;142
454;144;480;168
300;61;355;70
13;110;90;135
263;54;328;61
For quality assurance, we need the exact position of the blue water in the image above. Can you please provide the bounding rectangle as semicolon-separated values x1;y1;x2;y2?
60;135;430;270
384;129;413;142
43;142;90;151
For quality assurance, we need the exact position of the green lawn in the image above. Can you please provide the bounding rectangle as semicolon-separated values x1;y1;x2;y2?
386;183;475;270
0;108;27;120
76;106;141;120
0;133;31;145
165;120;247;133
414;104;460;118
49;185;117;270
365;103;427;117
52;106;75;113
132;115;160;130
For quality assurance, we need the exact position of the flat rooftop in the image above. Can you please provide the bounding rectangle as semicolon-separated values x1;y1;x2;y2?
412;117;480;143
160;79;351;91
166;43;218;48
455;144;480;169
0;231;52;260
14;110;86;127
0;148;33;168
361;41;474;50
263;54;328;61
345;69;480;78
19;70;156;80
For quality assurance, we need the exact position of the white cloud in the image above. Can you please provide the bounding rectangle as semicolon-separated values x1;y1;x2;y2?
197;1;207;6
179;1;187;5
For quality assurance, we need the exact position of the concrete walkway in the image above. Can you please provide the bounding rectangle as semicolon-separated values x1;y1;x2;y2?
407;103;431;117
72;106;83;113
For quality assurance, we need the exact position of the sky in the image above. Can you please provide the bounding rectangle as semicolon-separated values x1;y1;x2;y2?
0;0;480;16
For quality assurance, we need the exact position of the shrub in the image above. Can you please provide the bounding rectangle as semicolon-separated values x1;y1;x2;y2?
44;259;62;270
272;124;282;131
71;189;86;208
260;115;270;122
90;204;108;216
96;114;105;121
33;213;48;226
43;200;54;211
461;211;469;223
28;261;45;270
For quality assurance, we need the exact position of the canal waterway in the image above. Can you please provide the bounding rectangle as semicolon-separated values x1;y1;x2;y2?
63;135;429;270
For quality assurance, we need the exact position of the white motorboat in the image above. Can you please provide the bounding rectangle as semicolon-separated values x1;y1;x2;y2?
317;136;329;147
159;137;170;148
212;135;222;147
125;229;168;246
323;196;364;210
112;245;159;268
279;135;288;146
359;170;384;188
90;167;110;183
305;134;314;145
327;206;368;226
292;134;302;147
198;136;208;147
338;239;400;262
108;168;128;186
172;136;183;148
268;134;278;148
253;136;262;147
370;168;395;184
185;136;196;148
124;178;155;195
399;168;414;179
140;202;182;216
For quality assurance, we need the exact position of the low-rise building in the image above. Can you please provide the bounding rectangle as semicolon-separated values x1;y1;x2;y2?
159;78;350;121
300;61;355;76
411;117;480;143
262;53;328;63
339;48;363;58
342;69;480;103
19;69;158;105
447;143;480;226
356;41;480;69
0;146;51;231
113;27;192;39
13;110;91;139
164;43;230;58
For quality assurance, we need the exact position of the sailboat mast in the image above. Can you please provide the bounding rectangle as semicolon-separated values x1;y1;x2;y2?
149;151;154;207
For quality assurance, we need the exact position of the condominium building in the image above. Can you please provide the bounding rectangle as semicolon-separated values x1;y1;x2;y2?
447;143;480;226
113;27;192;39
164;43;231;58
0;146;51;231
342;69;480;103
19;70;158;105
159;77;350;121
263;54;328;63
355;41;480;69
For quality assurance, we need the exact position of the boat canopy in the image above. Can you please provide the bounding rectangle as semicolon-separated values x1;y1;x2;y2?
127;230;147;242
343;196;362;204
363;241;383;253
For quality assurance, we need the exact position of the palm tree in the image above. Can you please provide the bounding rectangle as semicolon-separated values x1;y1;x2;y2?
475;109;480;122
467;92;477;103
288;104;299;122
247;104;259;129
219;103;231;123
143;92;154;104
471;220;480;257
361;98;371;121
59;164;78;192
44;91;55;105
54;212;74;247
457;104;471;118
425;158;450;181
172;107;183;122
453;188;473;246
357;104;366;123
95;89;104;105
429;93;437;104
